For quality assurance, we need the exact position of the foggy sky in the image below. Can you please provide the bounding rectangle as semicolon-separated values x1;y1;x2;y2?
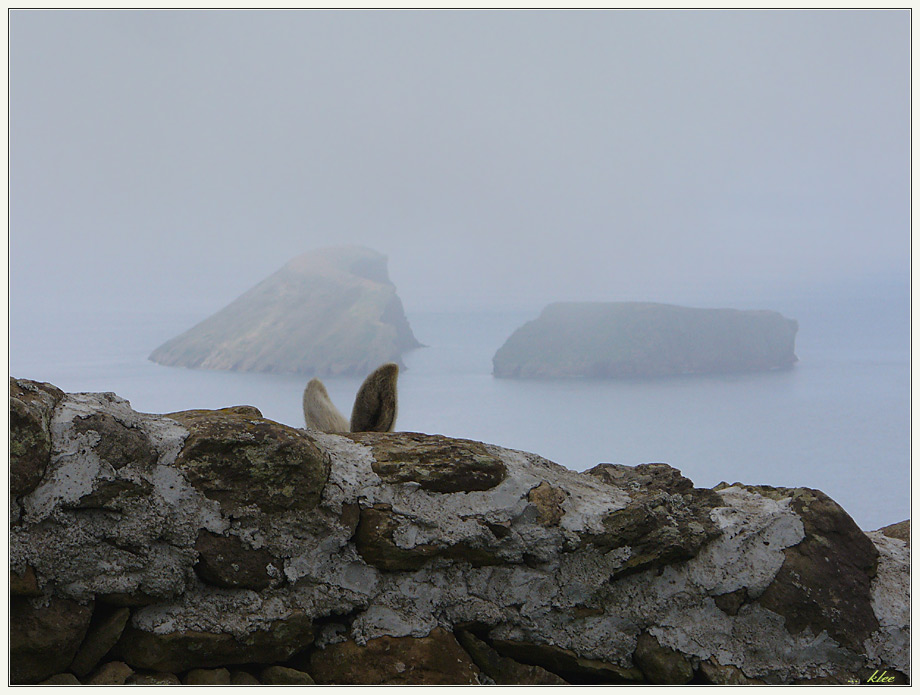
9;10;910;320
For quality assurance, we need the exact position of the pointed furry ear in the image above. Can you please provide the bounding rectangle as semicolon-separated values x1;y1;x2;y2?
350;363;399;433
303;378;350;433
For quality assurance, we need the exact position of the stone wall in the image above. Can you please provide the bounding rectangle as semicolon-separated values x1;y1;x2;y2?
9;378;909;685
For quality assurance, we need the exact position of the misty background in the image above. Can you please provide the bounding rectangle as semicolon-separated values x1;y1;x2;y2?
9;10;910;530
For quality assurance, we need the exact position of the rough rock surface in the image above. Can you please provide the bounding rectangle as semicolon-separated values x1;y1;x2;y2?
309;628;480;685
86;661;134;685
9;378;910;684
493;301;798;378
10;595;93;683
148;245;422;376
10;378;64;496
878;520;910;547
456;629;568;684
260;665;316;685
69;606;131;677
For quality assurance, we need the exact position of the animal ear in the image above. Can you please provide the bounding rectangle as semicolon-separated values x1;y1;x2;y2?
303;378;350;433
350;363;399;433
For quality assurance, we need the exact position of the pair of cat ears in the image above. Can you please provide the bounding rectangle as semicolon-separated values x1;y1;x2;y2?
303;363;399;434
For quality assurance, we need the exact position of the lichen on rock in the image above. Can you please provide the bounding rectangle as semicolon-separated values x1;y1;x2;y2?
168;407;330;516
10;377;64;496
8;378;910;685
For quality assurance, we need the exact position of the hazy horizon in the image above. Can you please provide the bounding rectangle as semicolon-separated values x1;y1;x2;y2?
9;10;909;322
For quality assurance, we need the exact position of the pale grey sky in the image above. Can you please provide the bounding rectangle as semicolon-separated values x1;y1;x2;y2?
9;9;910;318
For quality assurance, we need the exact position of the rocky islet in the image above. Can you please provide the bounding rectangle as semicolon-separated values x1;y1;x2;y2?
493;301;799;378
148;246;421;377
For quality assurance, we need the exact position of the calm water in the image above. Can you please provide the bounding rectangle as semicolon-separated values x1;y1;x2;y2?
10;287;910;531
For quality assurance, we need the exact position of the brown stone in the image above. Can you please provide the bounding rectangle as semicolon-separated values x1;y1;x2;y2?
347;431;508;493
877;520;910;548
309;627;481;685
753;486;880;654
261;665;316;684
586;462;696;494
698;658;762;684
115;612;313;673
127;671;183;685
10;377;64;496
86;661;134;685
340;502;361;535
184;667;232;685
194;530;278;590
713;588;747;616
582;463;722;577
70;477;154;510
528;482;568;527
70;606;132;677
71;412;159;470
96;590;162;608
38;673;82;685
354;505;439;571
168;409;329;517
217;405;263;418
10;595;94;683
54;410;158;510
632;632;693;684
490;639;644;684
10;564;41;597
230;670;262;684
354;504;501;571
456;630;568;684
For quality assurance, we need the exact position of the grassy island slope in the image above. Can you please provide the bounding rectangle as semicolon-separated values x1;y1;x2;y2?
149;246;421;377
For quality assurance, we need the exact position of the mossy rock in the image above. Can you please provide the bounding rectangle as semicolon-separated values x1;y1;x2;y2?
489;639;644;684
582;463;722;577
10;377;64;496
115;613;314;673
347;431;507;493
168;409;330;517
354;504;504;571
10;595;94;684
308;628;480;685
747;484;881;654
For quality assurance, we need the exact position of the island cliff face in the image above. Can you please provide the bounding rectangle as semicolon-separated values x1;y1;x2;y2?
10;377;909;685
149;246;421;377
493;302;798;379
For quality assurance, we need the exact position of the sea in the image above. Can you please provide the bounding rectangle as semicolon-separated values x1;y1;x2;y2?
9;282;910;532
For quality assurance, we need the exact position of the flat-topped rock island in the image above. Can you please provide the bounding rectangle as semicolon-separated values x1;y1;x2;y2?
493;302;799;379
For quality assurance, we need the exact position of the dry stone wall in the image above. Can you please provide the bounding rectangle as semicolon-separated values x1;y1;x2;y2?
9;378;910;685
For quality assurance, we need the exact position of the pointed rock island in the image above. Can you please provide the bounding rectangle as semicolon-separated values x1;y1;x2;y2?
149;246;421;377
493;302;799;379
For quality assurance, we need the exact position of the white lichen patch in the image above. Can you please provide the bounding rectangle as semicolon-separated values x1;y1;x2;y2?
352;603;438;644
312;432;381;510
132;585;285;637
862;531;911;676
688;485;805;598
